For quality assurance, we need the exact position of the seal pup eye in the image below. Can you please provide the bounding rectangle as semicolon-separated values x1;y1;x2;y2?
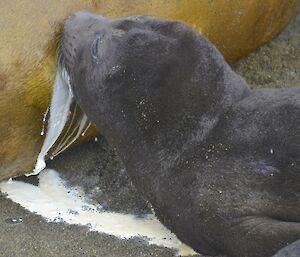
91;33;103;60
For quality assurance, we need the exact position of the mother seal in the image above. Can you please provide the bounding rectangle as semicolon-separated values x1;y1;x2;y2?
59;11;300;257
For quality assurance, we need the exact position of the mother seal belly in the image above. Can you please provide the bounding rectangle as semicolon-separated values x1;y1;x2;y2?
59;11;300;257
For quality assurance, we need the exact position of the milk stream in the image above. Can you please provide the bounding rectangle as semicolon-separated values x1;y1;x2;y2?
0;169;196;256
26;69;88;176
26;70;73;176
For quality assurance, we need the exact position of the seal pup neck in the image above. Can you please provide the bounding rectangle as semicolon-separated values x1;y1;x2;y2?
59;11;251;175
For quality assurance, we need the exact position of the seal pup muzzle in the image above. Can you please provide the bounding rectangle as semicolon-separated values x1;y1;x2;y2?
59;11;300;257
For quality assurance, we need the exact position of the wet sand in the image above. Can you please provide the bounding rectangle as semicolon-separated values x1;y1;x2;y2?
0;7;299;257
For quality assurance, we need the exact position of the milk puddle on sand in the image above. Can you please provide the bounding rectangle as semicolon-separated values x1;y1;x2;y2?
0;68;196;256
0;169;195;256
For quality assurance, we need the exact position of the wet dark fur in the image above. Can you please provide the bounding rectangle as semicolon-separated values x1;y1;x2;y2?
60;11;300;257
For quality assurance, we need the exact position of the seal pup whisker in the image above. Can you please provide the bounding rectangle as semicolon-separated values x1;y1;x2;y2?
51;102;80;155
51;116;90;158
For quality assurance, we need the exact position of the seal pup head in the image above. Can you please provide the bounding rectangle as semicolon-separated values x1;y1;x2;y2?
59;11;250;149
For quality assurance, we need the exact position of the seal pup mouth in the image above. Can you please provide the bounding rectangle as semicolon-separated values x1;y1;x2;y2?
26;66;91;176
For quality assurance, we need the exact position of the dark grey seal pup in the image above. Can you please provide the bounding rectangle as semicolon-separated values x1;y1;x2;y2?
59;11;300;257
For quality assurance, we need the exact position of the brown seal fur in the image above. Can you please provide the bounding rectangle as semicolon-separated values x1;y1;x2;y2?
0;0;299;180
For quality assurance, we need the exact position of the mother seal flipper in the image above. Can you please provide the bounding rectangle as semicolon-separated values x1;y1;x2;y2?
60;12;300;257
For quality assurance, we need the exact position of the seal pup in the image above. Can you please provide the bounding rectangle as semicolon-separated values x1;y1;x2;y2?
59;11;300;257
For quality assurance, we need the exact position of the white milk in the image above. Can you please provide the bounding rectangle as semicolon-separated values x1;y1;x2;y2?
26;69;89;176
0;169;196;256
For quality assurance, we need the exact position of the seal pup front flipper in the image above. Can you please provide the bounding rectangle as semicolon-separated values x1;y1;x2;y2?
59;11;300;257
